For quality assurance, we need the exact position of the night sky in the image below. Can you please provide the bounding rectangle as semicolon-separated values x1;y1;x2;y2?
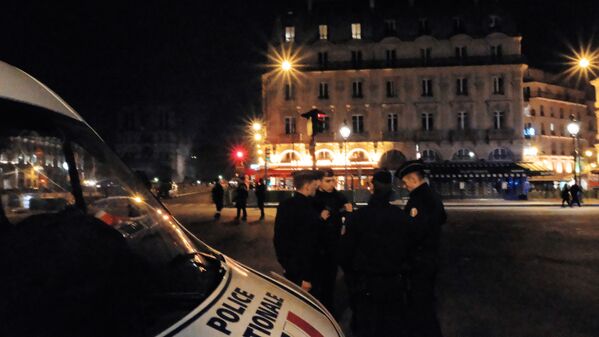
1;0;598;177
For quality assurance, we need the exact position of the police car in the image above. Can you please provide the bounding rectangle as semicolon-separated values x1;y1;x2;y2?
0;60;344;337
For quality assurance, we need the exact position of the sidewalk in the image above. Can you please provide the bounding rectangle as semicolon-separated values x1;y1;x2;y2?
414;198;599;207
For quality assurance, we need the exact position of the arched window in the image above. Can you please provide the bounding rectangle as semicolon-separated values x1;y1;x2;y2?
280;151;300;163
453;148;476;161
316;151;332;161
489;148;513;161
349;150;368;162
378;150;406;168
421;149;439;162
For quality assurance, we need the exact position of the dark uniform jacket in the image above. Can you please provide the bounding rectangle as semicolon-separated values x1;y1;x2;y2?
403;183;447;273
338;193;429;280
211;184;224;206
273;193;322;283
255;184;266;203
313;189;348;254
234;185;248;207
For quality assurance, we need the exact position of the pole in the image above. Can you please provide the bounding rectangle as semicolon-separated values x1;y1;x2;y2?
344;140;348;190
574;135;580;185
310;134;316;171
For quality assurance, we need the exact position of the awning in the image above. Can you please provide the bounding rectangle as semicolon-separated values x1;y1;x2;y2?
425;161;530;180
516;162;551;175
529;174;573;182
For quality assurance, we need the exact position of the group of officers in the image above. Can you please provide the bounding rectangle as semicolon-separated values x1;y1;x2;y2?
273;160;447;337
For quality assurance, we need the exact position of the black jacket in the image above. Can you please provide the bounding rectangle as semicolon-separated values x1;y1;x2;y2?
338;192;428;277
255;184;266;202
273;193;322;282
234;185;248;207
211;183;224;204
313;189;348;252
403;183;447;272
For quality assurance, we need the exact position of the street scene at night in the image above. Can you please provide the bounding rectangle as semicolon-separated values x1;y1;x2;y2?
1;0;599;336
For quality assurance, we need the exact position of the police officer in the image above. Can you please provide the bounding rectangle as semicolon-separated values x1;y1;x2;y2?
338;171;427;337
312;168;352;313
396;160;447;337
274;170;329;292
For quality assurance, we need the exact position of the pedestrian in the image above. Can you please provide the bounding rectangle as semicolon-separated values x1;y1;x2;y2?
569;183;582;207
561;184;571;207
396;159;446;337
234;181;248;221
273;170;329;293
312;168;352;313
338;171;427;337
211;179;224;219
255;178;267;220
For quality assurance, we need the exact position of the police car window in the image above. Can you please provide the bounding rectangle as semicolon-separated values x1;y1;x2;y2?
0;101;224;337
0;131;75;225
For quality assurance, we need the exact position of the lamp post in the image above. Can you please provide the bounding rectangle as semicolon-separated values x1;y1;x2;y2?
339;122;351;190
251;121;269;189
567;115;581;185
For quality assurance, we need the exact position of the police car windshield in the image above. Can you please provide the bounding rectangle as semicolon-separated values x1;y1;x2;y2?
0;99;224;337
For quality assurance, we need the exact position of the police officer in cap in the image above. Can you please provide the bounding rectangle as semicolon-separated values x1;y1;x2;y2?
396;160;446;337
312;168;353;313
274;170;329;293
338;170;429;337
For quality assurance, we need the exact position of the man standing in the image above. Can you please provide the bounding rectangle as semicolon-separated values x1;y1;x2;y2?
396;160;446;337
234;181;248;222
274;170;329;292
255;178;267;220
211;179;224;220
338;171;425;337
569;183;582;207
312;168;352;312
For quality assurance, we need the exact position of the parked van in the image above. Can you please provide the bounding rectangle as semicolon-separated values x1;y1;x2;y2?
0;61;344;337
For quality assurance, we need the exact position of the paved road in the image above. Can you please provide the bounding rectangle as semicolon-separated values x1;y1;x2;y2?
165;196;599;337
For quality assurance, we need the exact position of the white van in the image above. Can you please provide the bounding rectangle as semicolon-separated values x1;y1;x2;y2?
0;61;344;337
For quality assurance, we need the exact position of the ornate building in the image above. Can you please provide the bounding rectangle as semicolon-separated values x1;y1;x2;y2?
262;0;535;195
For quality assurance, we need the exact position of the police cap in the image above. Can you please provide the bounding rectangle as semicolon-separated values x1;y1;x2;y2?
395;159;425;179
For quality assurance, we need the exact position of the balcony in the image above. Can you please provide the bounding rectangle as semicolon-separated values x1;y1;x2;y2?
304;55;525;72
414;130;446;142
487;128;515;141
382;130;414;141
449;129;484;143
524;90;586;105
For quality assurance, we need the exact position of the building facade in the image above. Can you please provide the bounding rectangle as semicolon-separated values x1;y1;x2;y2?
522;68;597;186
262;0;536;195
114;104;195;183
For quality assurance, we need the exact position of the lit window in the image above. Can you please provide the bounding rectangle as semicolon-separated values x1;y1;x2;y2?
454;148;476;161
284;26;295;42
319;24;328;39
351;23;361;39
422;149;438;162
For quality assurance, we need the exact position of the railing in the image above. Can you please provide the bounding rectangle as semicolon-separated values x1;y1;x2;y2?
449;129;485;142
487;128;515;140
306;55;525;72
524;90;586;104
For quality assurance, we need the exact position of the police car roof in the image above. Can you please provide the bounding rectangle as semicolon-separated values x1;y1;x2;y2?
0;60;84;122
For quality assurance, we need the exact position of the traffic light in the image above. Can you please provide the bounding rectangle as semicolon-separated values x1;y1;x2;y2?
231;147;246;162
301;109;327;136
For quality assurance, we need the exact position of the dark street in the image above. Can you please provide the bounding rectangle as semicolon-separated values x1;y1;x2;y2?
166;197;599;337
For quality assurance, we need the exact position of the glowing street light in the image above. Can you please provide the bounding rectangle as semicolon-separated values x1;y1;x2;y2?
281;60;292;72
254;133;263;141
252;122;262;131
579;57;590;69
585;150;593;157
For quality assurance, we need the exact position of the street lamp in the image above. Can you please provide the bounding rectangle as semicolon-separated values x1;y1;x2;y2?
567;115;581;185
339;122;351;190
281;60;292;72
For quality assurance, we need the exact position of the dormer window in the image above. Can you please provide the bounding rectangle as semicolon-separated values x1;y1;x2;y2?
351;23;361;39
489;15;500;29
384;19;397;35
285;26;295;42
453;17;463;33
319;24;328;40
419;18;430;35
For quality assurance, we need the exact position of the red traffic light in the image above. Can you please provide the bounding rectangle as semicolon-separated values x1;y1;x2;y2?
317;113;327;119
231;146;247;162
236;151;244;159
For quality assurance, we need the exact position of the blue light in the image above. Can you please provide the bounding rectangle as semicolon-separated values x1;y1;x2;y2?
524;127;536;137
